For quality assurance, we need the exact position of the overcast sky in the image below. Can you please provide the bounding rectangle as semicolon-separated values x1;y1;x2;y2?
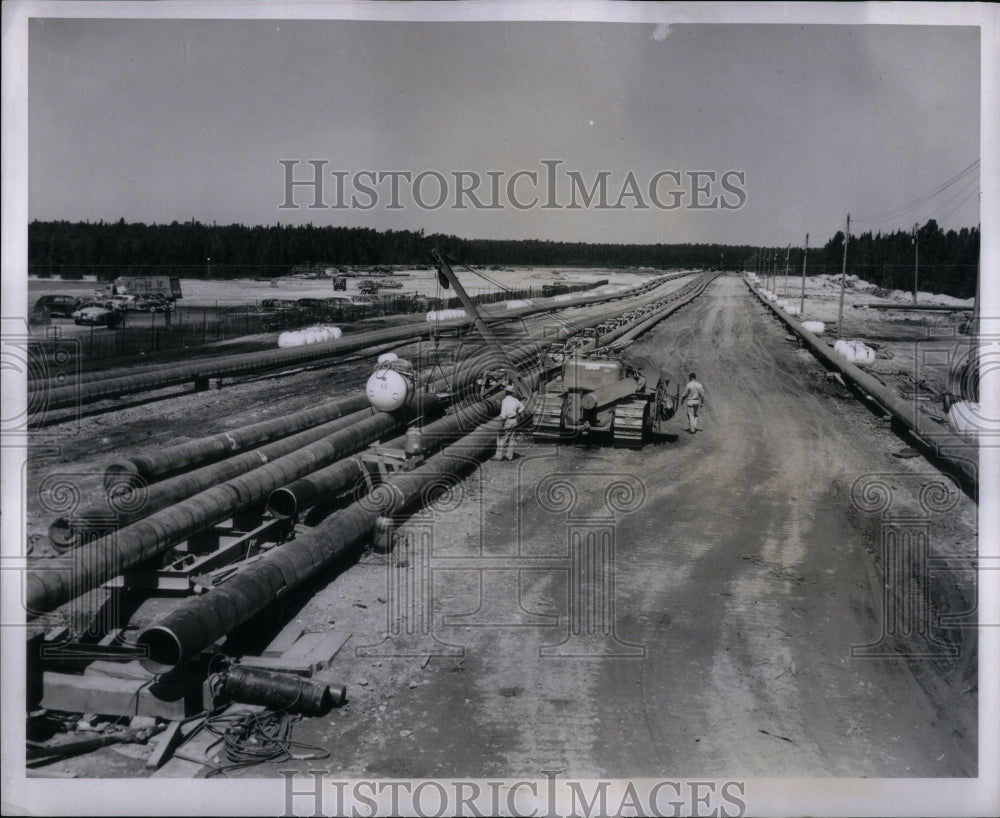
28;18;980;247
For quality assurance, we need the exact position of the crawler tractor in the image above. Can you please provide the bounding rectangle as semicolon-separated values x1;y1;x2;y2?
533;348;679;448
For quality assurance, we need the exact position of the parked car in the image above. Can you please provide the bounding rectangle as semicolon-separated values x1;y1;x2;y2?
134;295;171;312
260;298;299;312
107;294;137;311
72;305;121;327
34;295;78;317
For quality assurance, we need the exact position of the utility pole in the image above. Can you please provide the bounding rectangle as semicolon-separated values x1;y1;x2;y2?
912;222;919;305
799;232;809;314
782;243;790;297
836;213;850;337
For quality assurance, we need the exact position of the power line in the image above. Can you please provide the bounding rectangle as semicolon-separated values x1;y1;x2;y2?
853;159;979;224
935;185;980;225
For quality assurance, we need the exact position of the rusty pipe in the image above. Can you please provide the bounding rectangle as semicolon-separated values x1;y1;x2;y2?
222;665;345;715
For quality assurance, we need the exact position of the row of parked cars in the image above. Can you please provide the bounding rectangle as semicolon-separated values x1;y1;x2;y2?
34;293;175;326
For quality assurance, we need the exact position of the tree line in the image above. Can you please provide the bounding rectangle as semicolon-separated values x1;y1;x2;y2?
753;221;979;298
28;218;978;297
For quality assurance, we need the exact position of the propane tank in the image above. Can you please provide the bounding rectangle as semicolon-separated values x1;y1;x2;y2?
366;358;415;411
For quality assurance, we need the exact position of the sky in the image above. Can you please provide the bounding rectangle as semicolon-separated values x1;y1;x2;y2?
27;17;982;247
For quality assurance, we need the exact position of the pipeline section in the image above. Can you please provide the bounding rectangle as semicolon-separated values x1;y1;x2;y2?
67;274;713;542
744;277;977;488
25;406;424;618
51;406;378;548
103;394;372;489
136;420;502;674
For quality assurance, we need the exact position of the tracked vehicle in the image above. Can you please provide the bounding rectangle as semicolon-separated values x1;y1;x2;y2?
533;348;679;448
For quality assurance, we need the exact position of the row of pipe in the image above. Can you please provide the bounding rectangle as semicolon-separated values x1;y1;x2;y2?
136;419;505;674
26;405;424;618
102;272;700;493
266;386;517;519
31;321;439;412
30;273;713;615
51;405;379;548
27;338;556;616
744;276;978;490
29;273;687;411
103;394;372;489
64;273;708;547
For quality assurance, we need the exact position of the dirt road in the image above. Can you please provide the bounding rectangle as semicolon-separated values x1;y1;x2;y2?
279;273;977;781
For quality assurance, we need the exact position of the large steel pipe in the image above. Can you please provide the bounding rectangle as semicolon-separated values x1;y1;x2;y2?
136;421;501;674
25;405;428;619
103;394;372;489
52;406;378;547
27;341;541;616
745;278;978;489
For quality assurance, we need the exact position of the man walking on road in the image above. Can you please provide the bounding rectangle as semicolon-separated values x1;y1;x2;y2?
493;384;526;460
682;372;705;434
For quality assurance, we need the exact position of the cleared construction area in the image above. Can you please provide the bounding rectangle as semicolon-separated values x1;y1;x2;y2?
22;270;977;781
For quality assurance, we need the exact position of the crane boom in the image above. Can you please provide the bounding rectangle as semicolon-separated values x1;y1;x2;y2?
431;248;533;399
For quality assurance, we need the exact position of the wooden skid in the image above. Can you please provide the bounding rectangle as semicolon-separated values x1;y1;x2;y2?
40;671;198;721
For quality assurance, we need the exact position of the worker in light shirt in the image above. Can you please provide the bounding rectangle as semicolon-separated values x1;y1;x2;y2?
493;384;526;461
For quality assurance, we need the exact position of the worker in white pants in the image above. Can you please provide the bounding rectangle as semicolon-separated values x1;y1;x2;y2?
682;372;705;434
493;385;525;460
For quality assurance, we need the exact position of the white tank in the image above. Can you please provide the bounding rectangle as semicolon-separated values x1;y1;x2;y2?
377;351;400;364
834;339;876;369
277;330;303;348
784;305;801;317
802;320;825;335
426;308;468;322
366;366;414;412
